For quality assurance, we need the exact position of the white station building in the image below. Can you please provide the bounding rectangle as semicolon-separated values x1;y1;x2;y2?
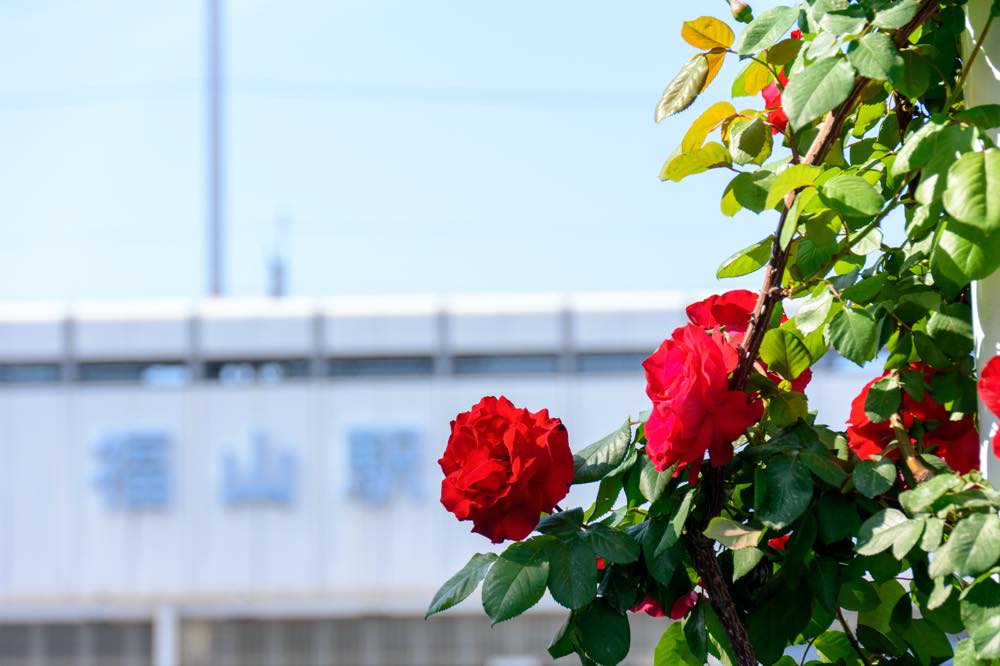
0;292;873;666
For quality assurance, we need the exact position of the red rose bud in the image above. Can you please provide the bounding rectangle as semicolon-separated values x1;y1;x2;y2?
847;364;980;473
643;323;763;473
669;590;700;619
979;356;1000;459
686;290;811;392
761;71;790;135
768;534;791;551
791;29;803;40
596;556;606;571
729;0;753;23
631;596;666;617
439;396;574;543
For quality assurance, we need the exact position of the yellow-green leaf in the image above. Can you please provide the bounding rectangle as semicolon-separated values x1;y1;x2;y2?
717;236;773;278
660;142;732;182
682;16;735;50
702;49;727;92
655;55;711;122
765;164;822;209
683;101;738;152
732;58;773;97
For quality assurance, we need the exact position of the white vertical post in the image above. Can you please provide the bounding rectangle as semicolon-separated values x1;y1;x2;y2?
965;0;1000;483
154;606;179;666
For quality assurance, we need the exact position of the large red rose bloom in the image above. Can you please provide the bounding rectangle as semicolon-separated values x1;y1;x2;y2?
978;355;1000;458
643;324;763;472
439;396;574;543
686;289;812;392
847;364;980;473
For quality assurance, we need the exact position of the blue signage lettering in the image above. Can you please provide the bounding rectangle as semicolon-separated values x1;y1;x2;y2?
222;430;297;507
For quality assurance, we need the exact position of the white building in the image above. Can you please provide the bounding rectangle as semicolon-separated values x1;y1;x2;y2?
0;293;870;666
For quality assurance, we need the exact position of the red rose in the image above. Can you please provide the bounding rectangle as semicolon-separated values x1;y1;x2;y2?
439;396;574;543
761;71;790;135
978;355;1000;458
631;596;666;617
686;290;812;392
790;29;803;40
768;534;790;551
669;590;700;619
847;365;980;473
686;289;759;338
596;556;607;571
643;324;764;472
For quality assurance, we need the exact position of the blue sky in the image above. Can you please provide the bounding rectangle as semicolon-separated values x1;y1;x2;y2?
0;0;783;300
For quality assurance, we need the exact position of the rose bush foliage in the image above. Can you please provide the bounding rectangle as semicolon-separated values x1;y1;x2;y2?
428;1;1000;665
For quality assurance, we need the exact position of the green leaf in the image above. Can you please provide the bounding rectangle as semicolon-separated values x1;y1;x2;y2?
819;173;885;217
953;636;993;666
849;31;903;81
926;303;973;358
890;120;948;177
766;164;822;209
586;474;622;521
783;56;857;131
661;141;732;181
795;290;835;335
653;488;695;558
546;537;598;610
638;455;671;503
729;117;773;165
576;600;632;665
717;236;772;278
954;104;1000;130
581;523;640;564
873;0;920;30
943;148;1000;232
818;492;861;543
960;578;1000;659
704;517;764;550
815;630;866;665
732;169;776;213
757;457;814;529
654;621;701;666
856;508;910;556
573;420;632;483
842;274;886;304
482;539;550;623
840;579;882;612
929;513;1000;578
920;516;944;552
425;552;497;618
934;219;1000;285
735;5;800;55
733;547;764;582
684;599;709;664
801;441;848;486
547;616;575;659
960;579;1000;660
853;458;896;498
642;522;684;585
760;328;813;381
898;473;961;514
536;508;584;537
902;618;953;665
864;375;901;423
655;55;710;122
894;51;931;99
829;308;878;365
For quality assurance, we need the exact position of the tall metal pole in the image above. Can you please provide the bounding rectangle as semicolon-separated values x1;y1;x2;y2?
206;0;224;296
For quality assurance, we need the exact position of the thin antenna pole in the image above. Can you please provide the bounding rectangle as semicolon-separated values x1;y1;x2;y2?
206;0;224;296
